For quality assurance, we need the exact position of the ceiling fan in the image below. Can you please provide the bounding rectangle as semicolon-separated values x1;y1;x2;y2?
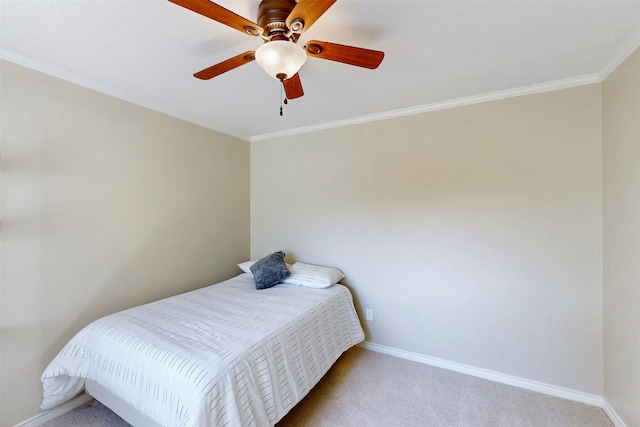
168;0;385;101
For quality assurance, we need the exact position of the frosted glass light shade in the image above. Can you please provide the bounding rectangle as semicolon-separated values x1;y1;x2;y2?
255;40;307;80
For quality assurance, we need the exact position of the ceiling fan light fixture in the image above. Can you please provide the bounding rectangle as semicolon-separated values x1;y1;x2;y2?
255;40;307;80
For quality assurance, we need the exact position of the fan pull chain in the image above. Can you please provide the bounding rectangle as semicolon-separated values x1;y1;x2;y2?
279;82;287;116
278;76;288;117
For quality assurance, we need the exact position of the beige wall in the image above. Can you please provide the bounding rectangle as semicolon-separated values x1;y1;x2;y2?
603;47;640;427
251;84;604;394
6;47;638;425
0;61;250;426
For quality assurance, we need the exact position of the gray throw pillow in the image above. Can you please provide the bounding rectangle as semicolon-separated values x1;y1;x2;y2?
250;251;291;290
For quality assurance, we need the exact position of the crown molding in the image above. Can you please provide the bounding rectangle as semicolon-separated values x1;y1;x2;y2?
598;28;640;80
250;73;600;142
0;48;250;142
0;46;619;144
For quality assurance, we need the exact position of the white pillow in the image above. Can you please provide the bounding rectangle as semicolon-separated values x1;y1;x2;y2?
282;262;345;288
238;260;292;275
238;261;256;274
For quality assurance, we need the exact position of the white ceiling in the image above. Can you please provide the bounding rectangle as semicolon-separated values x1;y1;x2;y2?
2;0;640;141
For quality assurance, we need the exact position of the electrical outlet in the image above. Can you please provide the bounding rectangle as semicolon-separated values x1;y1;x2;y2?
366;309;373;321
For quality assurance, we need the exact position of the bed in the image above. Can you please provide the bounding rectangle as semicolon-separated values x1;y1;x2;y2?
41;269;364;426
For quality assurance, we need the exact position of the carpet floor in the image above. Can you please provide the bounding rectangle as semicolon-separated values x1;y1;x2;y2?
43;347;613;426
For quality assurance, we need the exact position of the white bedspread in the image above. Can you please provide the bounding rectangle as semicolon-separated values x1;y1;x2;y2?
41;273;364;426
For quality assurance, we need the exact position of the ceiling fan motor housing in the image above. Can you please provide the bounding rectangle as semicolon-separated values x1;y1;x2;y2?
258;0;298;39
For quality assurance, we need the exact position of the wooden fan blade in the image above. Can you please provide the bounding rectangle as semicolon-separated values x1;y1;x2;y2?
305;40;384;69
168;0;263;36
285;0;336;34
193;51;255;80
283;73;304;99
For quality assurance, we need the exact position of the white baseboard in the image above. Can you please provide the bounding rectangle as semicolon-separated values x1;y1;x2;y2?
602;400;627;427
358;341;605;407
13;393;93;427
359;341;635;426
13;345;629;427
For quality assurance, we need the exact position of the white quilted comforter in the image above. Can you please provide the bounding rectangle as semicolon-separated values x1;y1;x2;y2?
41;273;364;426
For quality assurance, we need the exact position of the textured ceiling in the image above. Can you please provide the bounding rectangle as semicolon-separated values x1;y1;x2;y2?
2;0;640;141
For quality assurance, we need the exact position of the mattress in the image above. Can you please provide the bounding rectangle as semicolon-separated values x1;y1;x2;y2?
41;273;364;426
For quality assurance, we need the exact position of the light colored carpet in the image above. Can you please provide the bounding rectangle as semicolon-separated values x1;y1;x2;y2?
44;347;613;427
